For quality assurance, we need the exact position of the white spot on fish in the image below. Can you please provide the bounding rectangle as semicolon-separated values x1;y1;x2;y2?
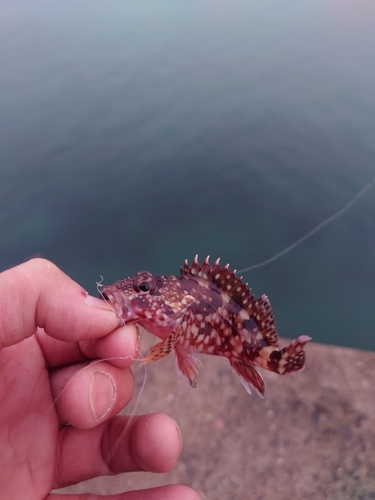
191;324;199;336
239;309;250;320
199;281;210;289
221;293;230;303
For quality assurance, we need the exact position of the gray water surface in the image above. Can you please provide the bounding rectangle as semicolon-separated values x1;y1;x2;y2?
1;0;374;349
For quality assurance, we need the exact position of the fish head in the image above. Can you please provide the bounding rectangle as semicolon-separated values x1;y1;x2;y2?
99;271;195;338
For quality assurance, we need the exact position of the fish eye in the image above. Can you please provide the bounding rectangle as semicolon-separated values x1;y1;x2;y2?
137;280;151;293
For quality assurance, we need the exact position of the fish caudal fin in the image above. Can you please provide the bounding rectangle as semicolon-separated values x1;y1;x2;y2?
174;348;203;388
268;335;312;375
231;360;265;397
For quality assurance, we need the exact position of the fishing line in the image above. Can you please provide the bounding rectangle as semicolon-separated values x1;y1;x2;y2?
46;175;375;431
49;175;374;435
238;175;375;274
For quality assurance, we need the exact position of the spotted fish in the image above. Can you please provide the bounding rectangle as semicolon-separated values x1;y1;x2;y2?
100;256;311;396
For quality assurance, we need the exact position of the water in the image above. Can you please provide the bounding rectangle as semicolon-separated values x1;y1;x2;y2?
1;0;374;350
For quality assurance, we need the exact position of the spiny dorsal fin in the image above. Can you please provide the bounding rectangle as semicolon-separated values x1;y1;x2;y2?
181;256;279;347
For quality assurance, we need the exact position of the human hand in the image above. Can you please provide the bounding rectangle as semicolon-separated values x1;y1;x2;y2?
0;259;200;500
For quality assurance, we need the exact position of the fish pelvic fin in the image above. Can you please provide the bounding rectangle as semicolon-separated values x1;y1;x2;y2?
231;360;265;397
174;348;203;388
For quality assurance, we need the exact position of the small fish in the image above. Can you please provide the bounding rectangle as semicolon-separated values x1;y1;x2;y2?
100;256;311;396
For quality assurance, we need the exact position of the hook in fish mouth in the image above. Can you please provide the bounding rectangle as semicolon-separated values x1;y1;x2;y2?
98;289;110;302
97;282;111;302
98;284;136;322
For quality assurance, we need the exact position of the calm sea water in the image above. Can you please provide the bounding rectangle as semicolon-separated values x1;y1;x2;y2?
1;1;374;350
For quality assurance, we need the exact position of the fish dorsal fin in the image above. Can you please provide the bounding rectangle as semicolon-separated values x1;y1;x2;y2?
181;255;279;347
181;254;254;308
251;294;278;346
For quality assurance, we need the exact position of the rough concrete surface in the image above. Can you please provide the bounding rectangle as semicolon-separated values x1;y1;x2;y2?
58;339;375;499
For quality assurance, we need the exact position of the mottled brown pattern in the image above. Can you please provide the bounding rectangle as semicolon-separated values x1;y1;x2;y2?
100;256;311;396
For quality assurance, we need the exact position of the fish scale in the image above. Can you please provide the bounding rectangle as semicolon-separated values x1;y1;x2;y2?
100;255;311;397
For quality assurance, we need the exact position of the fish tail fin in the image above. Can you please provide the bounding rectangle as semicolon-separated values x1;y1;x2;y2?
268;335;311;375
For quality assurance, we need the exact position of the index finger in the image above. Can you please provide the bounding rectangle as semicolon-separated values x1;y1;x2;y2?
0;258;121;349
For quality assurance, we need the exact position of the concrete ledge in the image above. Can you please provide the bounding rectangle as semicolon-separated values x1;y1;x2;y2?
59;340;375;499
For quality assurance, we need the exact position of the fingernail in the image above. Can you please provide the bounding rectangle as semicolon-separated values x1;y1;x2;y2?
196;492;207;500
86;294;117;313
89;370;116;421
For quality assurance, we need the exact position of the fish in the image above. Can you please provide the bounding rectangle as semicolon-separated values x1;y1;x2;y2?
99;255;311;396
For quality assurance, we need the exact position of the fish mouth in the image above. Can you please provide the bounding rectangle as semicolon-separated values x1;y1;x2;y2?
98;285;136;322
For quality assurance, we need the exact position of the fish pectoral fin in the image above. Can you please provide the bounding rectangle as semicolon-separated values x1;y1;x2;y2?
231;360;265;397
174;349;202;388
142;331;178;365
